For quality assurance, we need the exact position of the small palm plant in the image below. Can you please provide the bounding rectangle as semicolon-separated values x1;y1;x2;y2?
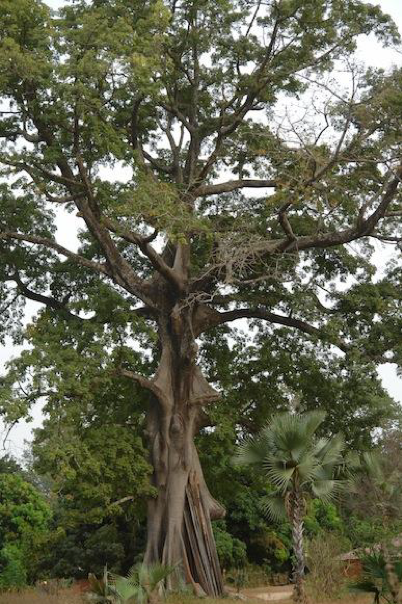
235;411;347;604
86;563;176;604
350;552;402;604
86;566;117;603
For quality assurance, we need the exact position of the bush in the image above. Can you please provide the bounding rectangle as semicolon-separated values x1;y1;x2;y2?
213;522;247;571
306;533;348;600
0;544;27;590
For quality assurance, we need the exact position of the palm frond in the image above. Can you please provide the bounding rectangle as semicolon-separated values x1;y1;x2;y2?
300;410;327;438
146;562;177;590
234;432;272;466
311;479;339;500
349;579;381;600
264;458;295;491
108;575;139;602
269;414;308;461
362;451;384;481
345;450;361;469
315;433;345;466
296;452;321;484
260;493;287;522
235;411;347;527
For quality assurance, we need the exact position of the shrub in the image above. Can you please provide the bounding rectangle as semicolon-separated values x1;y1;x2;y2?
0;544;27;590
213;522;247;571
306;533;348;600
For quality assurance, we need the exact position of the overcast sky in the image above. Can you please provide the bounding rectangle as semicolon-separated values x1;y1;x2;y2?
1;0;401;458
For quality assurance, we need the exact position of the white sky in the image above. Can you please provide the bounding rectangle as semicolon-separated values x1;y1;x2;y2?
1;0;401;457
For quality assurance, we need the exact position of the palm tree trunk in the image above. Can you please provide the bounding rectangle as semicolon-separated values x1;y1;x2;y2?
291;490;308;604
382;542;401;604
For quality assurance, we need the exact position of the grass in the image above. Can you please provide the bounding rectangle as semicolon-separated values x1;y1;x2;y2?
0;588;373;604
0;589;82;604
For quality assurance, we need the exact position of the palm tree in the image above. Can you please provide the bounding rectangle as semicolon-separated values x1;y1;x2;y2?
354;452;402;604
235;411;347;604
350;551;402;604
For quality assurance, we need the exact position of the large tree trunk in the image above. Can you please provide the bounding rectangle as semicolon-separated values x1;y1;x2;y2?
143;315;225;597
291;490;308;604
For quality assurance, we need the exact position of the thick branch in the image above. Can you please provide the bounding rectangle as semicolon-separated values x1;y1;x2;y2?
19;90;154;307
200;306;348;353
102;217;185;291
119;368;156;392
195;179;277;197
274;165;402;254
10;271;78;318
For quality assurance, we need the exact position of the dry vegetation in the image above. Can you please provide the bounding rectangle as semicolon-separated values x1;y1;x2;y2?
0;589;82;604
0;589;373;604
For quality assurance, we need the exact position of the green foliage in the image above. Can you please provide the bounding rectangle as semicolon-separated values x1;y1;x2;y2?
213;522;247;571
0;474;51;588
0;474;51;544
304;500;344;536
0;543;26;590
86;563;176;604
0;455;22;476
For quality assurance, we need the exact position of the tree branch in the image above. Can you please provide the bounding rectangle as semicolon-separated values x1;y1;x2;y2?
119;368;156;392
195;179;277;197
0;231;111;277
274;165;402;254
102;217;185;291
200;306;348;353
10;270;78;318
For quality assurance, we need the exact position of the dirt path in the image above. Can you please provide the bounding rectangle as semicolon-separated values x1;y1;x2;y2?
227;585;293;602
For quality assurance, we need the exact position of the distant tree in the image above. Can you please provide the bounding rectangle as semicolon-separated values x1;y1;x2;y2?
236;411;347;603
0;454;22;475
1;0;402;594
30;396;154;578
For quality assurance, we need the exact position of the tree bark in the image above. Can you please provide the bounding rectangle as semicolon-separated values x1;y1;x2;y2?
382;542;401;604
291;490;308;604
143;316;225;597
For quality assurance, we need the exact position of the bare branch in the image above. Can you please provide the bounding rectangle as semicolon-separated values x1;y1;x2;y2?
111;496;134;506
119;368;156;392
195;179;277;197
278;203;296;242
102;217;185;291
274;164;402;254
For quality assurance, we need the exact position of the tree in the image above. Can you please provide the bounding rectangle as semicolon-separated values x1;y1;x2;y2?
0;0;402;595
31;414;154;578
0;454;22;475
235;411;347;603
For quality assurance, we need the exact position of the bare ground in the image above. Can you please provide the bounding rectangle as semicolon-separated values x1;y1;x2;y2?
0;587;373;604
